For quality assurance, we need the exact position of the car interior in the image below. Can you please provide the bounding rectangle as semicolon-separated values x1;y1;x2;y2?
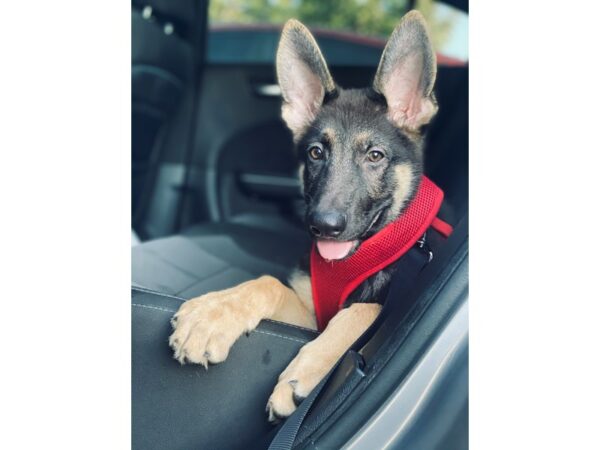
132;1;468;448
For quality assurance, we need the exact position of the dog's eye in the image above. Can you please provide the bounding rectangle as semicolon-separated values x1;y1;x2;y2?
367;149;385;163
308;145;324;160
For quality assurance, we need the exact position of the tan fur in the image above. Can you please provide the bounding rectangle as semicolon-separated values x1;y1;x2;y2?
287;270;314;316
266;303;382;420
322;127;338;145
353;130;372;148
389;163;415;218
170;276;316;367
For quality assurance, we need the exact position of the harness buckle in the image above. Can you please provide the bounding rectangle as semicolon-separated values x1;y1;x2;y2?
417;232;426;248
417;232;434;263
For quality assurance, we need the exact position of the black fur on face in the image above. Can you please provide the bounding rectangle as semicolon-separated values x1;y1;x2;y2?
297;88;423;242
276;12;437;250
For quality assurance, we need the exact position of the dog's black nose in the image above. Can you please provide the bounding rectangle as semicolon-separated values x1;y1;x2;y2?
308;211;347;238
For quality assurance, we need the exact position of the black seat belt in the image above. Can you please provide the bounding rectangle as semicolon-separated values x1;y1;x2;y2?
267;371;332;450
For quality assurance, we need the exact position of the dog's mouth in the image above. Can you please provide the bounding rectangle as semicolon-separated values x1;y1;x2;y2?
315;240;358;261
315;209;384;261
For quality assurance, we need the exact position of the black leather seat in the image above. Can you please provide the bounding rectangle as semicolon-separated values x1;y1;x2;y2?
132;215;314;450
132;215;309;298
132;287;317;450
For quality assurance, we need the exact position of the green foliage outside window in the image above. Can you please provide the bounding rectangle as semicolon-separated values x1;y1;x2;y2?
209;0;459;52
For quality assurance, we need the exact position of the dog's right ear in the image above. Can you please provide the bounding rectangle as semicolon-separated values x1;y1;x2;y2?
276;20;336;138
373;11;438;131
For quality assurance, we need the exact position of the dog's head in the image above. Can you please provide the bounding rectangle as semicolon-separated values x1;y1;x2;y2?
276;11;438;260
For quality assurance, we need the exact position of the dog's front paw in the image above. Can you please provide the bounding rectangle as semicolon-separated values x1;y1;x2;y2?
265;303;382;422
169;289;253;367
266;341;333;422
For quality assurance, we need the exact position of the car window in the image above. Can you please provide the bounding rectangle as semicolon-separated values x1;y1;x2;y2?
207;0;467;66
418;0;468;62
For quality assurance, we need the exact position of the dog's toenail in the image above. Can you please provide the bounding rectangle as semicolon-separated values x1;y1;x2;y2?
271;408;287;422
288;379;298;387
293;392;306;406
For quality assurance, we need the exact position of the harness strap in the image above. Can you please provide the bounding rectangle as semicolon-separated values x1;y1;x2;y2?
310;176;447;331
431;216;453;238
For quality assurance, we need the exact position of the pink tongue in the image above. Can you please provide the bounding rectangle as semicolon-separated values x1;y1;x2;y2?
316;240;356;261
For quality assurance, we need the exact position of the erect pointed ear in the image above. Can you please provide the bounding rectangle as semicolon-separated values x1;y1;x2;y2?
276;19;336;138
373;10;438;131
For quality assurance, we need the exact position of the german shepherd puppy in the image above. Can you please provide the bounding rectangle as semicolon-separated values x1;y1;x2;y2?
170;10;438;421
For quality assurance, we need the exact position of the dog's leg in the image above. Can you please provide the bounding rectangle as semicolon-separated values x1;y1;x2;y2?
266;303;382;421
169;275;316;366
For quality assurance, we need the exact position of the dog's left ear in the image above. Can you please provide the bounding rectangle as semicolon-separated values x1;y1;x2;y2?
373;11;438;131
277;19;336;138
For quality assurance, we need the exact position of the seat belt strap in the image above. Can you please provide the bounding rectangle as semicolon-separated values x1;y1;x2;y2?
267;372;331;450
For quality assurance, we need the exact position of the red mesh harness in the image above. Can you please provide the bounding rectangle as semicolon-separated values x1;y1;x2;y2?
310;176;452;331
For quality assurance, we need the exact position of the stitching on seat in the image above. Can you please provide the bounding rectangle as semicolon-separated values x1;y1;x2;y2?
132;303;177;314
132;303;310;344
131;284;315;336
251;329;310;344
132;286;316;337
132;286;187;302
